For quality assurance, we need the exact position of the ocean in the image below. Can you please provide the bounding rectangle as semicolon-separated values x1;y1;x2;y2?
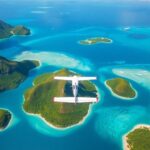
0;1;150;150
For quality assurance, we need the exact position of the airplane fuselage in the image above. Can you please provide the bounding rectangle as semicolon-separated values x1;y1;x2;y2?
72;76;79;98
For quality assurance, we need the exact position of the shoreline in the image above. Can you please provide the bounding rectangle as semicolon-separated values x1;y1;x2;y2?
123;124;150;150
95;84;101;102
23;104;93;131
34;59;42;68
23;101;94;131
22;86;100;131
14;51;92;72
104;80;138;100
13;55;42;69
0;29;32;42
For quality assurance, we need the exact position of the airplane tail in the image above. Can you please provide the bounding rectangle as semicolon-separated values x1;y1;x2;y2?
54;97;98;103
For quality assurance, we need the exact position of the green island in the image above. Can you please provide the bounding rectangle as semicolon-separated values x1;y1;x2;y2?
0;20;30;39
23;69;97;128
0;109;11;130
79;37;112;45
125;125;150;150
11;25;30;35
106;78;136;99
0;56;39;92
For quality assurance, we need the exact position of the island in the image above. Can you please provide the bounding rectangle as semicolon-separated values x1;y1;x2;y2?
11;25;30;35
124;125;150;150
105;78;136;99
0;20;30;39
0;56;39;92
0;109;11;130
79;37;112;45
23;69;98;128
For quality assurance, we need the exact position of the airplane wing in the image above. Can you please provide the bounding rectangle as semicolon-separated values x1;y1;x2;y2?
76;97;98;103
78;77;97;81
54;76;73;80
54;97;76;103
54;97;98;103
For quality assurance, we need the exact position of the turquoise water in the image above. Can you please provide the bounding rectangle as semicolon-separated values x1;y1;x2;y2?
0;1;150;150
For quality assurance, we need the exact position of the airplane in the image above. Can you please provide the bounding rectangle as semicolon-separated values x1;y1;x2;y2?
54;75;98;103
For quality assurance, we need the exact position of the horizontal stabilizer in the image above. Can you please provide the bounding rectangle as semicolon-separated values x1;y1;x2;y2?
54;97;98;103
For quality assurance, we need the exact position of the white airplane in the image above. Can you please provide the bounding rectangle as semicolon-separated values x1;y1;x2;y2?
54;75;98;103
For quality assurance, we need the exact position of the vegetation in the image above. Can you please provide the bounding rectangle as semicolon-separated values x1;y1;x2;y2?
0;20;12;39
126;126;150;150
0;20;30;39
0;109;11;130
0;56;39;92
24;69;97;128
106;78;136;98
79;37;112;45
12;25;30;35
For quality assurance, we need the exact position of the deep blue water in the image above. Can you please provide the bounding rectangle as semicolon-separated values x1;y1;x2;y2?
0;1;150;150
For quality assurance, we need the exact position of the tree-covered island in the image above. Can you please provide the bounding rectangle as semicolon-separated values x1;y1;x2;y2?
124;125;150;150
0;109;11;131
79;37;112;45
23;69;98;128
0;20;30;39
0;56;39;92
106;78;136;99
